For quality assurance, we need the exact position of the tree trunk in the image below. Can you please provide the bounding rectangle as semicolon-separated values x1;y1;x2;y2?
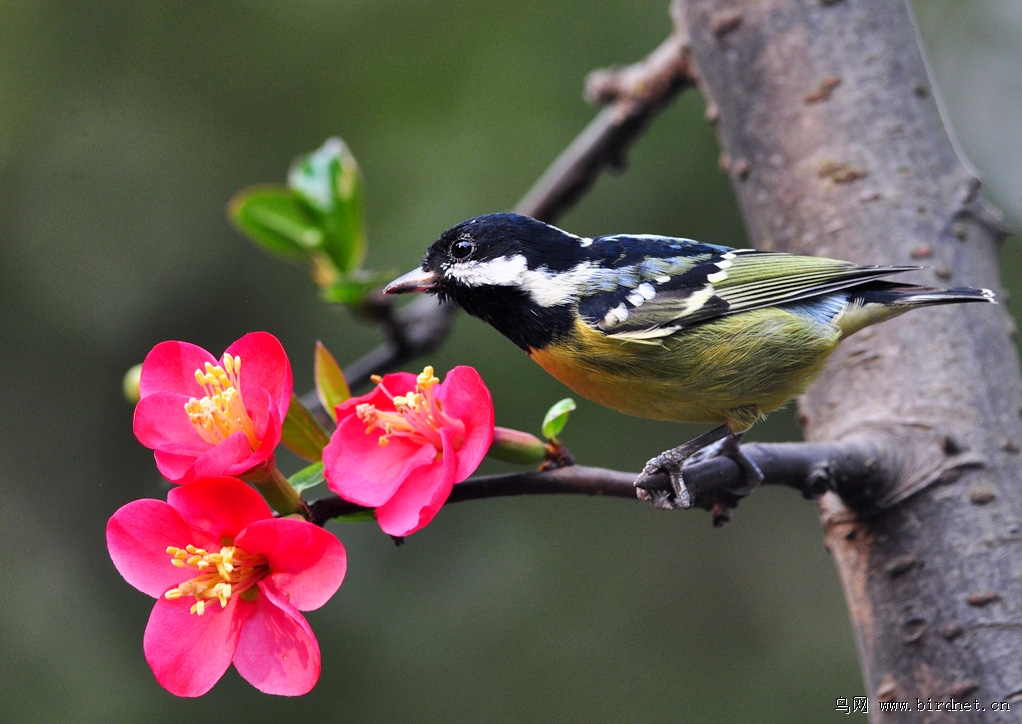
680;0;1022;720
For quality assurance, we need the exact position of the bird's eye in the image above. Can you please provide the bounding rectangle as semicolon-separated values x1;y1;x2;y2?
450;239;474;260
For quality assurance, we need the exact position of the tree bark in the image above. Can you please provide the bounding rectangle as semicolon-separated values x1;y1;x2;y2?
680;0;1022;720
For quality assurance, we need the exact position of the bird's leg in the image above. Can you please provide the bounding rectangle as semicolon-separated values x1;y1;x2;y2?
634;427;765;512
689;432;764;495
634;425;730;510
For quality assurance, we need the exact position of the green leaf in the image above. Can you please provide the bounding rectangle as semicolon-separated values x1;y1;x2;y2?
287;138;367;274
332;510;378;523
280;394;331;461
288;461;326;493
315;341;350;423
228;185;325;261
541;398;576;440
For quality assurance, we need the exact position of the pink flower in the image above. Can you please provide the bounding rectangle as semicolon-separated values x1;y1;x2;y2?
133;332;292;484
323;366;493;537
106;477;346;697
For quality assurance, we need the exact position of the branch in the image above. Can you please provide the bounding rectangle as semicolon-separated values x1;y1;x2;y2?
515;25;695;220
305;440;886;528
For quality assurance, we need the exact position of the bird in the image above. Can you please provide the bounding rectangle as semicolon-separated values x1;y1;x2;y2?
384;212;995;510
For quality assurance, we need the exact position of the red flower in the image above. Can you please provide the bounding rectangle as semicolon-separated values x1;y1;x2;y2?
133;332;292;483
323;366;493;536
106;477;346;697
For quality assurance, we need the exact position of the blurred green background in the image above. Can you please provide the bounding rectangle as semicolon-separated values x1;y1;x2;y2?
1;2;1019;722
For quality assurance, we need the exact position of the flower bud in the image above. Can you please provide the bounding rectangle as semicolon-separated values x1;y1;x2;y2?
123;363;143;403
487;426;547;464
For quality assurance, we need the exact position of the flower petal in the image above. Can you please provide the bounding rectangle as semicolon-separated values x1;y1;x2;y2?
323;414;437;507
332;371;418;421
167;477;273;539
241;386;273;443
219;385;280;475
226;332;293;421
139;341;217;398
144;595;249;697
153;449;205;483
231;582;321;696
235;518;347;611
107;499;217;598
436;366;494;482
133;392;209;453
185;431;263;482
374;437;457;537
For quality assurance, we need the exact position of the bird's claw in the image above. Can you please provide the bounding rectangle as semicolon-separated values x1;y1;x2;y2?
634;427;764;517
635;450;692;510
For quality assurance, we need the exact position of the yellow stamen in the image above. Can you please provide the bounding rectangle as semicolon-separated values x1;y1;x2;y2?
357;366;464;450
183;355;260;450
164;542;269;615
416;366;440;389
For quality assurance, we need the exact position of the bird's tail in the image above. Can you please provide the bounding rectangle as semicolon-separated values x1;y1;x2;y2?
855;282;996;308
836;282;995;336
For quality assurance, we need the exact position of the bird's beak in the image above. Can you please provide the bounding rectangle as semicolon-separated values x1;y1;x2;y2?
383;267;438;294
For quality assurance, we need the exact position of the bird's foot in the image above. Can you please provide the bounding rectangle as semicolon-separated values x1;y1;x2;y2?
634;425;731;511
635;445;695;510
634;427;765;519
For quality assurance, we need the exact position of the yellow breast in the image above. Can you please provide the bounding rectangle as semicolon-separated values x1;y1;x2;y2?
528;309;842;431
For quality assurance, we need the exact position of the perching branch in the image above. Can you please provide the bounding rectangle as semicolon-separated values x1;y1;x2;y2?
306;439;889;528
515;22;696;221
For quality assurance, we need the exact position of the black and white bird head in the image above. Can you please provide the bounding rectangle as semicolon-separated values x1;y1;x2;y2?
385;212;742;351
384;213;596;349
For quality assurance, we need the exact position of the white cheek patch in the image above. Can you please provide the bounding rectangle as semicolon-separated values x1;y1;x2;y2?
446;255;529;287
447;256;594;308
519;262;594;306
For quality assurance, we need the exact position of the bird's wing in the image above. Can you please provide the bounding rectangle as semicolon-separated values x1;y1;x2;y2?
578;249;918;339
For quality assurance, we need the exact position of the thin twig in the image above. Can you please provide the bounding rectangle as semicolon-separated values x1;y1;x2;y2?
305;439;888;527
517;28;695;220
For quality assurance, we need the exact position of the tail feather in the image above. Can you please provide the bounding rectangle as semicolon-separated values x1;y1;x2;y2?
855;282;996;308
834;282;995;336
